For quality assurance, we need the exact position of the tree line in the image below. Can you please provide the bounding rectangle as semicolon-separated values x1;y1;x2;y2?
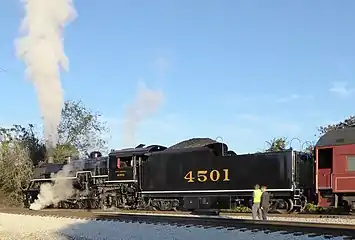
0;99;354;207
0;100;108;206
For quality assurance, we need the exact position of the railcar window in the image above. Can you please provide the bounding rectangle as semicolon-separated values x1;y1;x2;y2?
346;156;355;171
108;155;133;168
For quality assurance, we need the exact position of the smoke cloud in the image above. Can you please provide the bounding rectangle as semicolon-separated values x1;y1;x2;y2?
122;81;164;146
29;164;75;210
15;0;77;149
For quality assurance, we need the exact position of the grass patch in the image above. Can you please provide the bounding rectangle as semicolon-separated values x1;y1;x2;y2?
222;206;252;213
302;203;349;215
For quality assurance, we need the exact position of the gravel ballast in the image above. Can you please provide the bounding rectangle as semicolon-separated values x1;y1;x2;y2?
95;211;355;225
226;214;355;225
0;212;350;239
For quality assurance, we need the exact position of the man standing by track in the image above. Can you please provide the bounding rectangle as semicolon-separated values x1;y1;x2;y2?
260;185;270;220
252;184;262;220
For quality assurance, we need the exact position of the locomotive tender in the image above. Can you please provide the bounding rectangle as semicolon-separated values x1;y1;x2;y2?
23;138;314;213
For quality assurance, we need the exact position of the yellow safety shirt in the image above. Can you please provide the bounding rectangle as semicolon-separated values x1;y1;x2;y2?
253;189;262;203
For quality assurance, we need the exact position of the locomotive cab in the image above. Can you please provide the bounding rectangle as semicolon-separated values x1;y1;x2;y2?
107;144;167;184
100;144;167;209
108;154;135;182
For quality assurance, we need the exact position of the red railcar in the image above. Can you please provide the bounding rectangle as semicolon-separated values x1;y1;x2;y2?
315;128;355;210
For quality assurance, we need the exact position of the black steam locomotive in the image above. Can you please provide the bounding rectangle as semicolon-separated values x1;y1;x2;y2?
23;138;314;213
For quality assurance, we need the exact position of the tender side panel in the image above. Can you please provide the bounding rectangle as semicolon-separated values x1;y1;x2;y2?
142;149;292;192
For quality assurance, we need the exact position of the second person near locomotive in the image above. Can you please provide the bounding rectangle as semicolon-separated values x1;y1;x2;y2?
260;185;270;220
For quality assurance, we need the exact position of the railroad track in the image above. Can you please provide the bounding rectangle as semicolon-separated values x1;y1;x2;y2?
0;208;354;239
222;211;355;219
2;207;354;219
130;209;355;219
24;208;355;219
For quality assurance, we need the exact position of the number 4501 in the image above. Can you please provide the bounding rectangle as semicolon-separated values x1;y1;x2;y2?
184;169;230;183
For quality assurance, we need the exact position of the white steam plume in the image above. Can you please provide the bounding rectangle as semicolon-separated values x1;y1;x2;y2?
15;0;77;149
29;164;75;210
122;81;164;146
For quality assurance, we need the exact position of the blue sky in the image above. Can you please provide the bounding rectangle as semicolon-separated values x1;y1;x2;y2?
1;1;355;154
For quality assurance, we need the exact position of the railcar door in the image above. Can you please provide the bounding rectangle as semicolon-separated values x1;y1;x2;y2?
316;147;333;190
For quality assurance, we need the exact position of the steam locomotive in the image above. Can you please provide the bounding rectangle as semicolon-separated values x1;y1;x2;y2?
23;138;315;213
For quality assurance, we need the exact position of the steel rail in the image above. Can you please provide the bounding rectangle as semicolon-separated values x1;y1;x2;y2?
1;207;354;219
0;208;354;238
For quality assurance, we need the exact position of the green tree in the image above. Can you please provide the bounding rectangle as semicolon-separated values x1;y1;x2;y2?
52;143;80;163
0;127;33;206
0;99;110;204
318;115;355;135
57;100;109;159
311;115;355;158
265;137;287;152
0;124;46;166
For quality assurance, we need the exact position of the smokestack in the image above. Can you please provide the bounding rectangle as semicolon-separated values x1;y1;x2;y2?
15;0;77;150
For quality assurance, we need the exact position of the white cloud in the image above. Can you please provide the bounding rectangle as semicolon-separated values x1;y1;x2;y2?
104;110;306;154
276;122;302;133
236;113;261;122
235;113;302;135
121;81;164;147
329;82;355;97
104;113;183;149
219;93;313;108
154;55;170;78
104;52;171;148
277;94;300;102
276;94;314;103
233;114;307;152
227;113;305;153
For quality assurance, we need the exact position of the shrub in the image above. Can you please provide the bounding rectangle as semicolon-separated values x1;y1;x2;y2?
0;139;33;206
302;203;347;214
303;203;318;213
228;206;252;213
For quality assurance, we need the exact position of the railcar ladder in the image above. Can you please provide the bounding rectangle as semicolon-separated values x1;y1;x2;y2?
293;188;304;209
